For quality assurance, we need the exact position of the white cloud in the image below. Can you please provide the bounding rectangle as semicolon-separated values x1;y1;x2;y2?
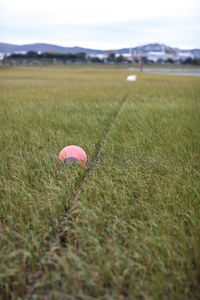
0;0;199;48
0;0;197;25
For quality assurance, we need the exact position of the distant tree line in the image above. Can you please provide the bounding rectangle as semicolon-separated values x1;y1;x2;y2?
156;57;200;65
181;57;200;65
5;51;87;62
2;51;200;65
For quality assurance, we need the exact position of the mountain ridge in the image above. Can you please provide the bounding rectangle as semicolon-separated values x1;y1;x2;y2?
0;42;199;56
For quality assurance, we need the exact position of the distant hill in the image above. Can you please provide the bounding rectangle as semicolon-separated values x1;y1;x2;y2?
0;43;105;55
0;42;199;57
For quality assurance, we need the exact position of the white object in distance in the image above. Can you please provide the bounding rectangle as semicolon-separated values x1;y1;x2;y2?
127;75;137;81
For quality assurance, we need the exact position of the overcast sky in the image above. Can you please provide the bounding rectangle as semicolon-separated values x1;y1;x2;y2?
0;0;200;49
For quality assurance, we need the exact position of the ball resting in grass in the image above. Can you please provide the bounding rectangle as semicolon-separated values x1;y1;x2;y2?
59;145;87;166
127;75;137;81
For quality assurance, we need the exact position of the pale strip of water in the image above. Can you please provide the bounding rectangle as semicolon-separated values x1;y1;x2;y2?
127;67;200;77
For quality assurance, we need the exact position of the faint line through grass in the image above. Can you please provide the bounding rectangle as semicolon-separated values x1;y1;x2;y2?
26;93;128;295
58;94;128;241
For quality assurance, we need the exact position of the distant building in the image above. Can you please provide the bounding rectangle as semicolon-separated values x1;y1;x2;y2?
147;51;174;62
0;53;5;60
120;53;141;62
13;51;27;55
178;52;194;60
120;53;132;61
89;53;107;60
146;50;194;62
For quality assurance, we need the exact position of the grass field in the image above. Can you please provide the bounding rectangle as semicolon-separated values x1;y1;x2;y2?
0;66;200;299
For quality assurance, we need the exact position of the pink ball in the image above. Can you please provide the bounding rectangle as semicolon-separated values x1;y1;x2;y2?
59;145;87;166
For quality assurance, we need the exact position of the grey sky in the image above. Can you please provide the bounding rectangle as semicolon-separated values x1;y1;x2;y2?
0;0;200;49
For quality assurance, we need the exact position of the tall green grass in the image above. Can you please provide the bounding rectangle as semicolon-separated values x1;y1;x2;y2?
0;67;200;299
